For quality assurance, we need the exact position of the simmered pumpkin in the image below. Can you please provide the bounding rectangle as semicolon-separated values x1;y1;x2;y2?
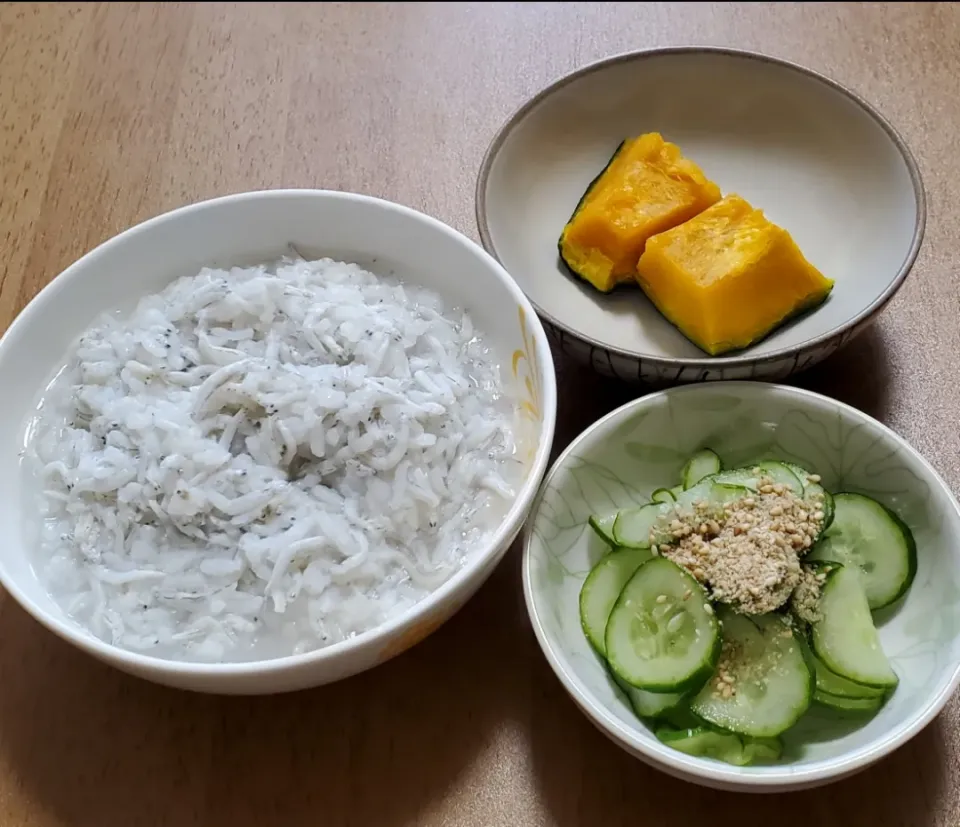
635;194;834;356
558;133;721;293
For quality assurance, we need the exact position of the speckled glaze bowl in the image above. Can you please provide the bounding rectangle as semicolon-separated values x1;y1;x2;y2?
0;189;557;694
523;382;960;791
477;48;925;384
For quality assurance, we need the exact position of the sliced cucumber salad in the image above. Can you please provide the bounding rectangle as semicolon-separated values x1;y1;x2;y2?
579;447;917;767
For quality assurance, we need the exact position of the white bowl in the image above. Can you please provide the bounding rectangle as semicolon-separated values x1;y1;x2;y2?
523;382;960;791
0;189;557;694
477;48;925;383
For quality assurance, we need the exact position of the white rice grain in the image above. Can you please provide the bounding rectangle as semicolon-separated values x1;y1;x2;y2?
25;257;520;662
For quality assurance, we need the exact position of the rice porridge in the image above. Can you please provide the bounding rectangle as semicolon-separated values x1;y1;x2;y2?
23;257;521;663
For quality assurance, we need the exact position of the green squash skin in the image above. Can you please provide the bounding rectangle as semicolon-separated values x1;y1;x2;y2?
557;140;633;294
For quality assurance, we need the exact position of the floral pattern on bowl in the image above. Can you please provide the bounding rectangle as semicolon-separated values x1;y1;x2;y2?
523;381;960;791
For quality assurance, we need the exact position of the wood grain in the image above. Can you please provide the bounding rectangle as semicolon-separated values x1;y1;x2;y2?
1;2;958;824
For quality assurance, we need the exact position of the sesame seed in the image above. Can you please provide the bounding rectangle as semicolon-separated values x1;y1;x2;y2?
704;603;714;615
807;473;821;483
656;594;667;604
657;472;813;615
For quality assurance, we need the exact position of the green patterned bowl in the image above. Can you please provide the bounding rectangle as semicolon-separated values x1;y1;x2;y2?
523;382;960;792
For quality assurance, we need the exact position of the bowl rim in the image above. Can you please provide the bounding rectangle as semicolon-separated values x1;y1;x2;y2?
522;381;960;787
3;188;558;680
475;46;927;369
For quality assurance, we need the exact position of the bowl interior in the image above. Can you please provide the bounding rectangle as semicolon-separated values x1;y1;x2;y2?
524;383;960;785
481;50;921;363
3;190;550;658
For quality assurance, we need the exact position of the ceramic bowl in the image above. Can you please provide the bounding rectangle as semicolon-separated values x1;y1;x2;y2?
0;189;557;694
477;48;925;384
523;382;960;791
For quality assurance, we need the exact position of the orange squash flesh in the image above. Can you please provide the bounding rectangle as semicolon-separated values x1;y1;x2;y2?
636;194;835;356
558;133;721;293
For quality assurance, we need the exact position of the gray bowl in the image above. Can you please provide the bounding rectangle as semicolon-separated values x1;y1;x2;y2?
476;48;925;384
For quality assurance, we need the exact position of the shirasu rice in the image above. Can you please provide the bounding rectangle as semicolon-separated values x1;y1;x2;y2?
25;257;519;662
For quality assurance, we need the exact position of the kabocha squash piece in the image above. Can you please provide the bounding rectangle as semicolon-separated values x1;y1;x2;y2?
635;194;834;356
558;133;722;293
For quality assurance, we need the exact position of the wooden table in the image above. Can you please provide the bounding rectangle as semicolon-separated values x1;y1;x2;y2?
1;2;957;824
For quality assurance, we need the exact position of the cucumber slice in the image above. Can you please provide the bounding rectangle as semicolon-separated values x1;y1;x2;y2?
782;461;835;531
814;690;884;714
613;482;716;549
712;467;762;489
671;477;716;509
742;736;783;764
605;557;720;693
610;670;685;719
655;727;783;766
659;704;702;730
811;564;898;688
669;484;685;498
789;561;840;626
651;487;676;504
805;560;841;577
588;513;618;546
656;727;745;765
647;481;752;548
754;461;805;495
613;502;665;549
690;610;813;737
615;479;735;549
807;492;917;610
672;479;750;512
799;636;885;699
816;490;836;533
813;657;887;700
712;462;803;496
579;548;652;655
781;460;813;482
681;448;722;490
